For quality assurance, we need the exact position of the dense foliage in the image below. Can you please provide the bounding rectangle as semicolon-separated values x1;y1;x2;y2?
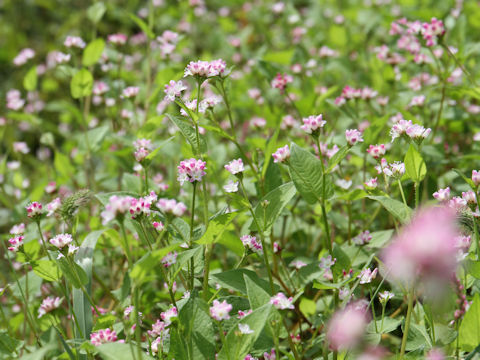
2;0;480;359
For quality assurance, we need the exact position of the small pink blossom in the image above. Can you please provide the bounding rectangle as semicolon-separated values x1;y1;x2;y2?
366;144;386;159
433;187;450;202
64;36;86;48
108;33;128;45
157;198;187;216
327;301;369;351
38;297;62;318
272;145;290;163
225;159;244;175
90;328;118;346
270;292;294;310
161;252;178;268
8;236;24;252
210;300;232;321
26;202;44;219
49;233;73;249
164;80;187;101
271;73;293;91
177;158;207;185
300;115;326;135
122;86;139;98
345;129;364;146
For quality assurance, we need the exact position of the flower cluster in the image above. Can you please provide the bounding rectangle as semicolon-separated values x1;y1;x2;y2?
38;297;62;318
300;114;326;135
271;73;293;91
272;145;290;163
184;59;228;78
210;300;232;321
240;235;263;255
270;292;294;310
177;158;207;185
156;198;187;217
90;328;118;346
101;196;133;225
7;236;24;252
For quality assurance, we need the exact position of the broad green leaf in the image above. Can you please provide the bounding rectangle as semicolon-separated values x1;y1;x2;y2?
244;274;271;309
19;344;56;359
263;50;294;64
82;39;105;67
178;294;216;360
405;323;432;351
211;269;278;295
144;136;175;163
465;260;480;279
367;196;412;224
87;2;106;23
459;293;480;351
23;66;37;91
367;318;401;334
261;129;279;178
326;145;350;173
166;114;207;154
404;145;427;183
129;13;155;39
85;125;109;152
368;230;394;248
32;260;61;281
197;212;237;244
288;143;333;204
57;258;88;289
129;244;180;284
73;230;105;341
250;182;296;233
217;304;273;360
97;342;154;360
299;297;316;317
54;152;75;180
0;331;22;355
70;68;93;99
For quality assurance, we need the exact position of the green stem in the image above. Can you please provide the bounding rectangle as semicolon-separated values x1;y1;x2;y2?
398;180;407;206
36;221;53;262
189;182;197;290
282;318;300;360
120;221;133;265
143;166;149;195
370;288;378;333
133;286;143;360
239;178;275;294
399;289;415;359
414;182;420;208
380;304;386;333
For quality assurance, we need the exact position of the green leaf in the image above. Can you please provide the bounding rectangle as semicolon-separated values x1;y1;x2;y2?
178;294;216;360
57;258;88;289
82;39;105;67
54;152;75;180
244;274;271;309
97;342;154;360
129;245;180;284
326;145;350;173
197;212;238;244
166;114;207;154
405;323;432;351
144;136;175;163
32;260;61;281
19;344;56;359
367;196;413;224
367;318;401;334
460;293;480;351
129;13;155;39
211;269;278;295
0;331;22;355
73;230;105;341
250;182;295;233
288;143;333;204
217;304;273;360
70;68;93;99
404;145;427;183
23;66;37;91
299;297;316;317
87;2;106;23
261;129;279;179
465;260;480;279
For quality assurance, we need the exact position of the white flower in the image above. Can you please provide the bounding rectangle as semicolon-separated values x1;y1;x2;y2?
238;323;254;334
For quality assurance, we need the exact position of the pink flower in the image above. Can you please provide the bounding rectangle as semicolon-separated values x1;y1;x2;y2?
161;252;178;267
409;95;426;107
108;33;128;45
270;292;294;310
134;147;149;162
156;198;187;216
122;86;140;98
164;80;187;101
210;300;232;321
378;291;394;304
366;144;386;159
353;230;372;245
472;170;480;187
237;309;252;319
64;36;86;48
426;348;446;360
46;198;61;217
271;73;293;91
177;158;207;185
13;48;35;66
153;221;164;231
26;202;44;219
38;296;62;318
345;129;364;146
161;306;178;325
93;81;109;95
327;301;369;351
90;328;118;346
184;60;212;77
272;145;290;163
251;116;266;128
364;178;378;190
421;18;445;46
300;115;326;135
358;268;378;284
225;159;244;175
223;180;239;193
8;236;24;252
101;196;133;225
433;187;450;202
9;223;25;235
240;235;263;255
49;233;73;249
382;206;460;285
